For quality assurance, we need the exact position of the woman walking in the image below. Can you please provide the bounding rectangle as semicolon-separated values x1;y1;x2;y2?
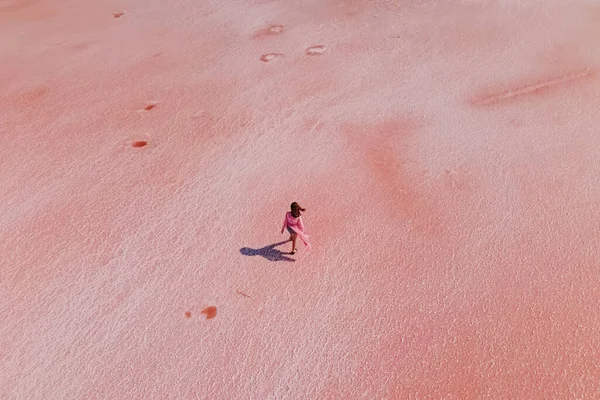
281;202;311;254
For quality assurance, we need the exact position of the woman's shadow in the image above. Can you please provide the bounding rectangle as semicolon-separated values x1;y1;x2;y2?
240;240;295;262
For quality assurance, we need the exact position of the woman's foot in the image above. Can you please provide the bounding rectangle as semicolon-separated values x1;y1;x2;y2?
291;249;297;255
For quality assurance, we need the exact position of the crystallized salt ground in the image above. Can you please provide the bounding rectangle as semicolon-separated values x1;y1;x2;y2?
2;0;600;398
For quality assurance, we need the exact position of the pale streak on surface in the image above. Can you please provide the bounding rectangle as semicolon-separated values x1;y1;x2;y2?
471;68;595;106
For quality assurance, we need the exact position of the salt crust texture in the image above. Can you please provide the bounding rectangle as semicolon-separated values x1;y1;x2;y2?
2;0;600;399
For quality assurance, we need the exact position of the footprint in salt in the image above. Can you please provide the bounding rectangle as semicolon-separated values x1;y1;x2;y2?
267;24;284;34
132;140;147;148
252;24;284;39
260;53;283;62
305;45;326;56
113;12;125;18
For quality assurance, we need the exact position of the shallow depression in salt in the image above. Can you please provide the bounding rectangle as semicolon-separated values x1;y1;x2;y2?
2;0;600;398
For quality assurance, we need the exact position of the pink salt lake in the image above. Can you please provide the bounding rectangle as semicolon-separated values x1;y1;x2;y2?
2;0;600;398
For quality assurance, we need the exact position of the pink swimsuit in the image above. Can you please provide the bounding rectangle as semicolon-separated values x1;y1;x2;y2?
282;212;311;249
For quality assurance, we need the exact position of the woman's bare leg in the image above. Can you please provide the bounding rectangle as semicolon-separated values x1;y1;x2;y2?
291;233;297;253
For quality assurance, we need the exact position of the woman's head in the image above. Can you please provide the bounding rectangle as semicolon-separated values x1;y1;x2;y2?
290;202;306;217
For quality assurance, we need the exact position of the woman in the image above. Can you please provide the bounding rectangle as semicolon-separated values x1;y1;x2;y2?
281;202;311;254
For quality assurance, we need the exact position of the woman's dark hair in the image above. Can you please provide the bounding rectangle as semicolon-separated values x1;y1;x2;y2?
290;202;306;217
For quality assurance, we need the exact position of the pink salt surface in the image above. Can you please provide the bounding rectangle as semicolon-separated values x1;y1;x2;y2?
2;0;600;398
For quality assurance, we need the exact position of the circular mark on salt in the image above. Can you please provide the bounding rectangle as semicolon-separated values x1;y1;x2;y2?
260;53;283;62
201;306;217;320
305;45;326;56
185;311;191;318
132;141;147;148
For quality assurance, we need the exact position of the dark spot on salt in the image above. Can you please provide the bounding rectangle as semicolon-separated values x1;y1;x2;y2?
201;306;217;319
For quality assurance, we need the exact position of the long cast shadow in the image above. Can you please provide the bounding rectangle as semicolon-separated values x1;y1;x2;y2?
240;240;295;262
